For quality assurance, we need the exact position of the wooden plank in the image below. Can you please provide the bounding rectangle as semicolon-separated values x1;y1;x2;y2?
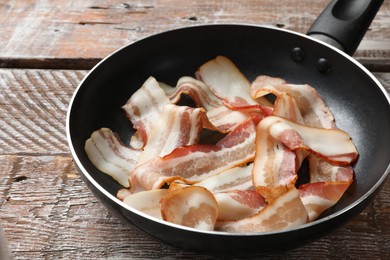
0;155;388;259
1;69;389;156
0;0;389;70
0;69;87;155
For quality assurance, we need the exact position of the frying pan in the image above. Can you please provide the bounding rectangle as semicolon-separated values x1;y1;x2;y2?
67;0;390;253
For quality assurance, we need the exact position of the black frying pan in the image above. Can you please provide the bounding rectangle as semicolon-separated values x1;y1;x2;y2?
67;0;390;253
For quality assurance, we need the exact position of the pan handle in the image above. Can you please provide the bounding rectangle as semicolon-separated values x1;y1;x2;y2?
307;0;384;55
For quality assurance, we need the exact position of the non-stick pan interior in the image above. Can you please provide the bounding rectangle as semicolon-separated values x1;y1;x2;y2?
68;25;390;248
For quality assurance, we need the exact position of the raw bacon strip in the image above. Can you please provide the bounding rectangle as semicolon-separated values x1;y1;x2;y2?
206;106;252;133
300;155;354;221
214;190;266;220
196;56;261;110
216;187;308;233
169;76;256;133
308;154;354;183
195;164;254;193
251;75;335;128
168;76;222;110
272;91;310;175
251;78;356;220
122;77;171;145
273;93;304;123
130;117;259;191
299;180;353;221
252;85;302;201
122;189;169;219
252;119;298;202
262;116;358;165
85;128;141;187
136;104;205;165
160;186;218;231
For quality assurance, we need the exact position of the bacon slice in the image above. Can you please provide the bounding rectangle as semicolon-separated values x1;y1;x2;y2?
214;190;266;220
122;189;169;219
308;154;354;183
273;92;304;123
136;104;205;165
261;116;358;165
216;187;308;232
196;56;262;110
206;106;253;133
85;128;141;187
252;121;297;201
122;77;171;146
195;164;254;193
252;84;308;201
168;76;257;133
130;117;259;191
168;76;222;110
160;186;218;231
251;76;335;128
299;180;353;221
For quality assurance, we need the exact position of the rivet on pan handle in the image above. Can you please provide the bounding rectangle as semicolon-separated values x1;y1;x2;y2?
307;0;384;55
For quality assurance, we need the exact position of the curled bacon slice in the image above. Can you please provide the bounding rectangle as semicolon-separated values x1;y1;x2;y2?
214;190;266;221
261;116;358;165
196;56;264;110
251;75;335;128
252;121;297;201
160;186;218;231
298;154;354;221
168;76;257;133
299;180;353;221
252;87;306;201
308;154;354;183
216;187;308;233
85;128;141;187
122;77;171;146
136;104;205;166
129;117;259;191
122;189;169;219
168;76;222;110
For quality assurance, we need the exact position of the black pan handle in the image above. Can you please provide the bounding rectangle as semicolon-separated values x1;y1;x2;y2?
307;0;384;55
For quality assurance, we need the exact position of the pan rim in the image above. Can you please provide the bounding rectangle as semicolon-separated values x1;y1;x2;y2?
66;23;390;237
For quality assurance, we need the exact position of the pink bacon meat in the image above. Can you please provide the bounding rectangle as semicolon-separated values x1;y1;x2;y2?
196;56;270;110
85;128;141;187
160;186;218;231
214;190;266;221
251;75;335;128
252;120;298;201
168;76;258;133
129;117;259;191
216;187;308;233
261;116;358;165
122;76;171;147
251;76;356;217
136;104;206;166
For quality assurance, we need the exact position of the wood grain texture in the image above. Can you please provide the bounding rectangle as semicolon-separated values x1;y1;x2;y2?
0;0;389;70
0;69;389;258
0;155;388;259
0;69;87;155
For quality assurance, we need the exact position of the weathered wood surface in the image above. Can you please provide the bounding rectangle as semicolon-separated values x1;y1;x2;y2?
0;0;389;70
0;69;389;259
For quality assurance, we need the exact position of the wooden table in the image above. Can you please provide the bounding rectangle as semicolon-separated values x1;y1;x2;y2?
0;0;389;258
